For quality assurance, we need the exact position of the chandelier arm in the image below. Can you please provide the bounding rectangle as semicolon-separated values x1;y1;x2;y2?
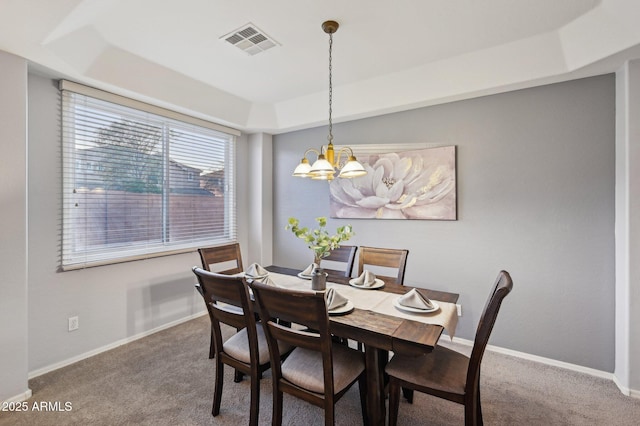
335;147;355;166
303;147;322;160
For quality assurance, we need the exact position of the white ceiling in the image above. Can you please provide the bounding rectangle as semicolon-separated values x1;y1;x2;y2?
2;0;640;133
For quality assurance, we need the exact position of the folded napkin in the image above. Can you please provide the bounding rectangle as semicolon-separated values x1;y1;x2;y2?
300;263;319;276
245;263;268;278
398;288;435;310
352;270;377;287
253;276;276;287
325;288;349;311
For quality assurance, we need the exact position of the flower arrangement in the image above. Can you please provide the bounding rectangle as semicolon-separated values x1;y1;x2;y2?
286;217;354;265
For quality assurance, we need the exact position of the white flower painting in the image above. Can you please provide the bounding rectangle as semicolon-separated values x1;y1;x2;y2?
329;146;456;220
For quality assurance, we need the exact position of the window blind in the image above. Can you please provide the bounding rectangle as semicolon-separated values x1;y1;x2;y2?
61;81;238;270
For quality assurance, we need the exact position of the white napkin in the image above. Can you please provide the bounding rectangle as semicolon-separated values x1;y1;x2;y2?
398;288;435;310
325;288;349;311
245;263;268;278
352;270;377;287
253;276;276;287
300;263;319;276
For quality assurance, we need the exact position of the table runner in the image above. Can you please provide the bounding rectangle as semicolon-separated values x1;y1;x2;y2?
267;272;458;339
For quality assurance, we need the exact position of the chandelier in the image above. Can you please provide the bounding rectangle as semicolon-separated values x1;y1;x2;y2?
292;20;367;181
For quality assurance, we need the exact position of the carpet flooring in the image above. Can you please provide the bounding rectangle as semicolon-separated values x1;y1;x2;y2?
1;315;639;425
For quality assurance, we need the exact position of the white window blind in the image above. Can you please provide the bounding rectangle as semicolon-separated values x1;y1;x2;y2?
61;81;238;270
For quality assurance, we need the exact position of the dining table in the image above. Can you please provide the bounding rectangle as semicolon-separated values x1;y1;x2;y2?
265;265;459;426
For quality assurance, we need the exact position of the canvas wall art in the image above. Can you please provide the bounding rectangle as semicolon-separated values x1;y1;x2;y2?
329;145;456;220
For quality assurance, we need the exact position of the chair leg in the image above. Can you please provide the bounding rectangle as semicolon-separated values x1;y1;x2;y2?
249;370;260;426
212;360;224;416
272;383;283;426
402;387;414;404
388;377;401;426
464;401;475;426
476;386;483;426
234;369;244;382
358;374;368;425
325;403;334;426
464;391;482;426
209;329;215;359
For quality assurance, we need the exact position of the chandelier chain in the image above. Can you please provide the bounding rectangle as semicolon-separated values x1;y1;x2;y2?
328;32;333;144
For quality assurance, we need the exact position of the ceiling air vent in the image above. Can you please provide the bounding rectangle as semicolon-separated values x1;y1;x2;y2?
221;23;278;56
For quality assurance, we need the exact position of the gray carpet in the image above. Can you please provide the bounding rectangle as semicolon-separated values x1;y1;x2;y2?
1;315;639;425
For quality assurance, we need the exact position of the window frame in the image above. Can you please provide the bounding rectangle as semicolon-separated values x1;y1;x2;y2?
60;80;241;270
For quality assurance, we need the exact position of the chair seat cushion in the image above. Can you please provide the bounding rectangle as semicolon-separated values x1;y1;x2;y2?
281;343;365;394
223;322;290;365
385;345;469;397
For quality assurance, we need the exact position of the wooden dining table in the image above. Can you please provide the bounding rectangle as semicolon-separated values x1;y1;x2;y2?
266;265;459;426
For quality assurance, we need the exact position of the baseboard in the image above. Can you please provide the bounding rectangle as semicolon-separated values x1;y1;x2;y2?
446;335;639;399
28;310;208;380
612;374;640;398
2;389;32;404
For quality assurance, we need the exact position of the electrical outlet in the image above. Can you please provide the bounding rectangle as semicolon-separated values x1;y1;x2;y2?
456;304;462;317
68;316;79;332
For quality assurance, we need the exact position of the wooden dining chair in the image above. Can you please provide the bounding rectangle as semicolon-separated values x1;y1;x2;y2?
385;270;513;426
322;245;357;281
357;246;409;285
249;280;368;426
192;267;291;426
197;243;245;359
198;243;244;274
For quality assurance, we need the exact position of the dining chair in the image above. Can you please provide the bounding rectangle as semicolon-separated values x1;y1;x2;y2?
249;280;368;426
192;267;291;426
352;246;409;352
198;243;244;274
385;270;513;426
357;246;409;285
322;245;357;281
197;243;245;359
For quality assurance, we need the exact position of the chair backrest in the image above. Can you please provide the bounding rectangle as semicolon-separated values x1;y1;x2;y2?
192;267;259;360
466;270;513;393
249;281;336;395
198;243;244;274
357;246;409;285
323;245;357;280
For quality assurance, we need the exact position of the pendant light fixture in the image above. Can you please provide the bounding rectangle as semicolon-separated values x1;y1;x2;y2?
292;20;367;181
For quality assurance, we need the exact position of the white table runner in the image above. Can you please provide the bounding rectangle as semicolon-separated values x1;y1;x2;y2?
267;272;458;338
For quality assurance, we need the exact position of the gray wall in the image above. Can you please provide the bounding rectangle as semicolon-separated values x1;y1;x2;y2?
25;73;252;373
273;74;616;371
0;51;29;401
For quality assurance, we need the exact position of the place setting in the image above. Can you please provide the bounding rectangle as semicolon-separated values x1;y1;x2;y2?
393;288;440;314
349;270;385;289
241;263;277;299
242;262;270;280
325;287;354;316
297;262;318;280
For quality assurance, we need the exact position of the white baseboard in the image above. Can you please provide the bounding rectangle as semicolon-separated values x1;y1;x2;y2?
446;335;639;398
2;389;32;404
28;310;208;380
612;374;640;398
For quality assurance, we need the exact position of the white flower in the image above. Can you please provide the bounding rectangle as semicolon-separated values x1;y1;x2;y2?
330;151;455;219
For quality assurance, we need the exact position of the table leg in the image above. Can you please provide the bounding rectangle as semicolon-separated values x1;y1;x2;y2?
365;345;385;426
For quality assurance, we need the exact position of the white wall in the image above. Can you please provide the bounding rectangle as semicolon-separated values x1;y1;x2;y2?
273;75;616;372
0;51;30;402
615;59;640;393
246;133;273;266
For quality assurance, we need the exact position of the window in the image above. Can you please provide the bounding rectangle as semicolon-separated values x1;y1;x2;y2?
60;81;239;270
